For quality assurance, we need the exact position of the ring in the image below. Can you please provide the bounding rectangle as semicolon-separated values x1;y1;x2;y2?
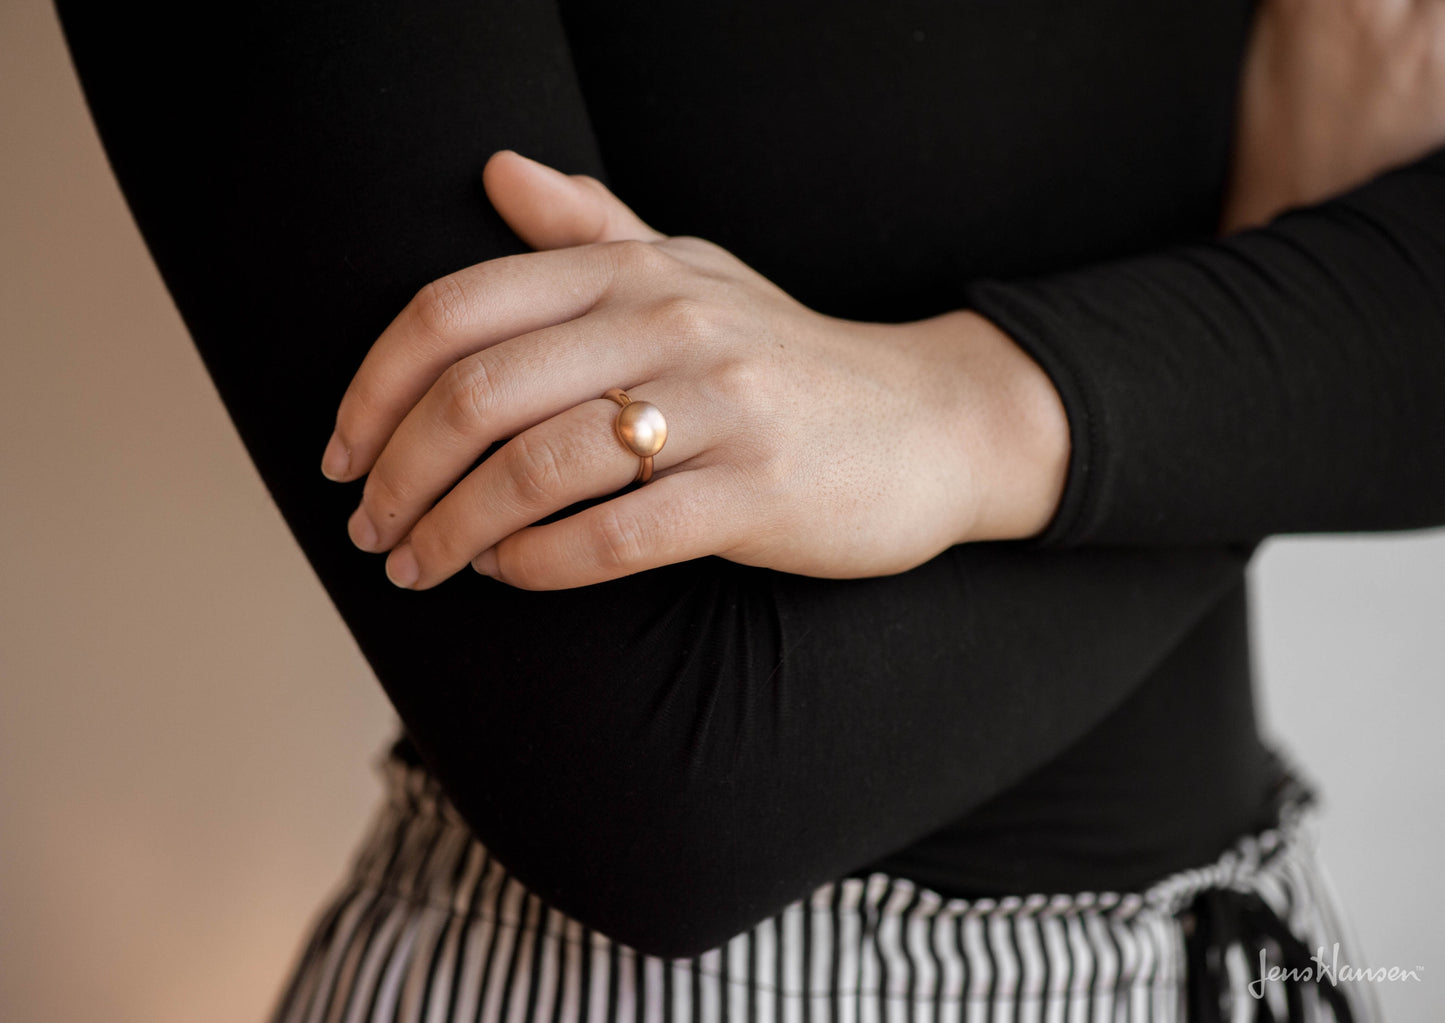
603;387;667;484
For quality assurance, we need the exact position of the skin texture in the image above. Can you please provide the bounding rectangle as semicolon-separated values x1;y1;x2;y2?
1222;0;1445;234
323;151;1072;590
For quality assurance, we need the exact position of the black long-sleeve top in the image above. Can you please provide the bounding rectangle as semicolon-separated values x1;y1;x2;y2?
56;0;1445;959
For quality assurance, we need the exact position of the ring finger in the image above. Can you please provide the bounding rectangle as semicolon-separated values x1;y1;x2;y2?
349;308;674;554
384;382;706;589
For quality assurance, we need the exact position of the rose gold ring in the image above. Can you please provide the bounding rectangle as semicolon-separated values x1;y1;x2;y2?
603;388;668;484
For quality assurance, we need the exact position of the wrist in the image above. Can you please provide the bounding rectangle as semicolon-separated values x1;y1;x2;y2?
929;309;1072;544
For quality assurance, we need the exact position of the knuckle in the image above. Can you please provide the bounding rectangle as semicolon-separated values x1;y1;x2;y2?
339;377;385;427
571;173;611;202
591;506;647;572
439;357;494;435
724;433;791;501
489;545;538;590
412;274;473;342
750;447;792;495
724;427;791;500
650;295;717;341
364;466;421;517
704;356;765;405
407;520;460;569
664;234;723;262
609;237;670;276
504;432;569;507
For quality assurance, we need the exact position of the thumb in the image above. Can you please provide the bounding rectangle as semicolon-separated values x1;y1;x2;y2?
482;150;664;250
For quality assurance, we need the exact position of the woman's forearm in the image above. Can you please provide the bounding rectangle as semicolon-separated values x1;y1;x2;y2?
967;140;1445;549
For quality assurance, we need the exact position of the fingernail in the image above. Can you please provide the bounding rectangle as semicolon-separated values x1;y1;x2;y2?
321;431;350;481
348;505;379;551
473;548;499;578
387;543;420;589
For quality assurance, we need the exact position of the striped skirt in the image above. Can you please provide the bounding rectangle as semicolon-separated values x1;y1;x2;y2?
269;748;1381;1023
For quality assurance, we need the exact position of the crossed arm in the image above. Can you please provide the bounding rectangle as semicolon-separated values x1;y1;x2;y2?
58;0;1445;957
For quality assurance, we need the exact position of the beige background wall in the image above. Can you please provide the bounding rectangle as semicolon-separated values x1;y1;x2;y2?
3;1;1442;1019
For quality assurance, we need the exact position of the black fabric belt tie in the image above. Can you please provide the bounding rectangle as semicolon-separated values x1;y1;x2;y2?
1181;887;1354;1023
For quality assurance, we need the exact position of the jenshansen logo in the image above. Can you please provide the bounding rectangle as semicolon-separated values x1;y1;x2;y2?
1249;943;1423;999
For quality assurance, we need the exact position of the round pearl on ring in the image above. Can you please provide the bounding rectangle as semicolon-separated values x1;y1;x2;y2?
615;400;668;458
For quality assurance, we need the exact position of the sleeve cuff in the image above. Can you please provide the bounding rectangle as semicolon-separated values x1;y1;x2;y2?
965;276;1098;549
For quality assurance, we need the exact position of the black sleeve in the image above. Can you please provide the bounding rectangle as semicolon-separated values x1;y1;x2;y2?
966;145;1445;549
56;0;1251;958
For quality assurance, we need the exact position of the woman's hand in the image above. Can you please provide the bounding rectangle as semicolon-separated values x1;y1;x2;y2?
1222;0;1445;234
320;152;1069;590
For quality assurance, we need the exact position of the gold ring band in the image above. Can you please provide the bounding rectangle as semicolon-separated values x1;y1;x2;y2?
603;387;667;484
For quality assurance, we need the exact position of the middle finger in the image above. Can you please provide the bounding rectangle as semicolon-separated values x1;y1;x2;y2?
384;380;707;589
349;308;674;552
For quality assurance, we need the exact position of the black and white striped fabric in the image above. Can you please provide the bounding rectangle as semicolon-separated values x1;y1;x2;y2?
270;752;1381;1023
